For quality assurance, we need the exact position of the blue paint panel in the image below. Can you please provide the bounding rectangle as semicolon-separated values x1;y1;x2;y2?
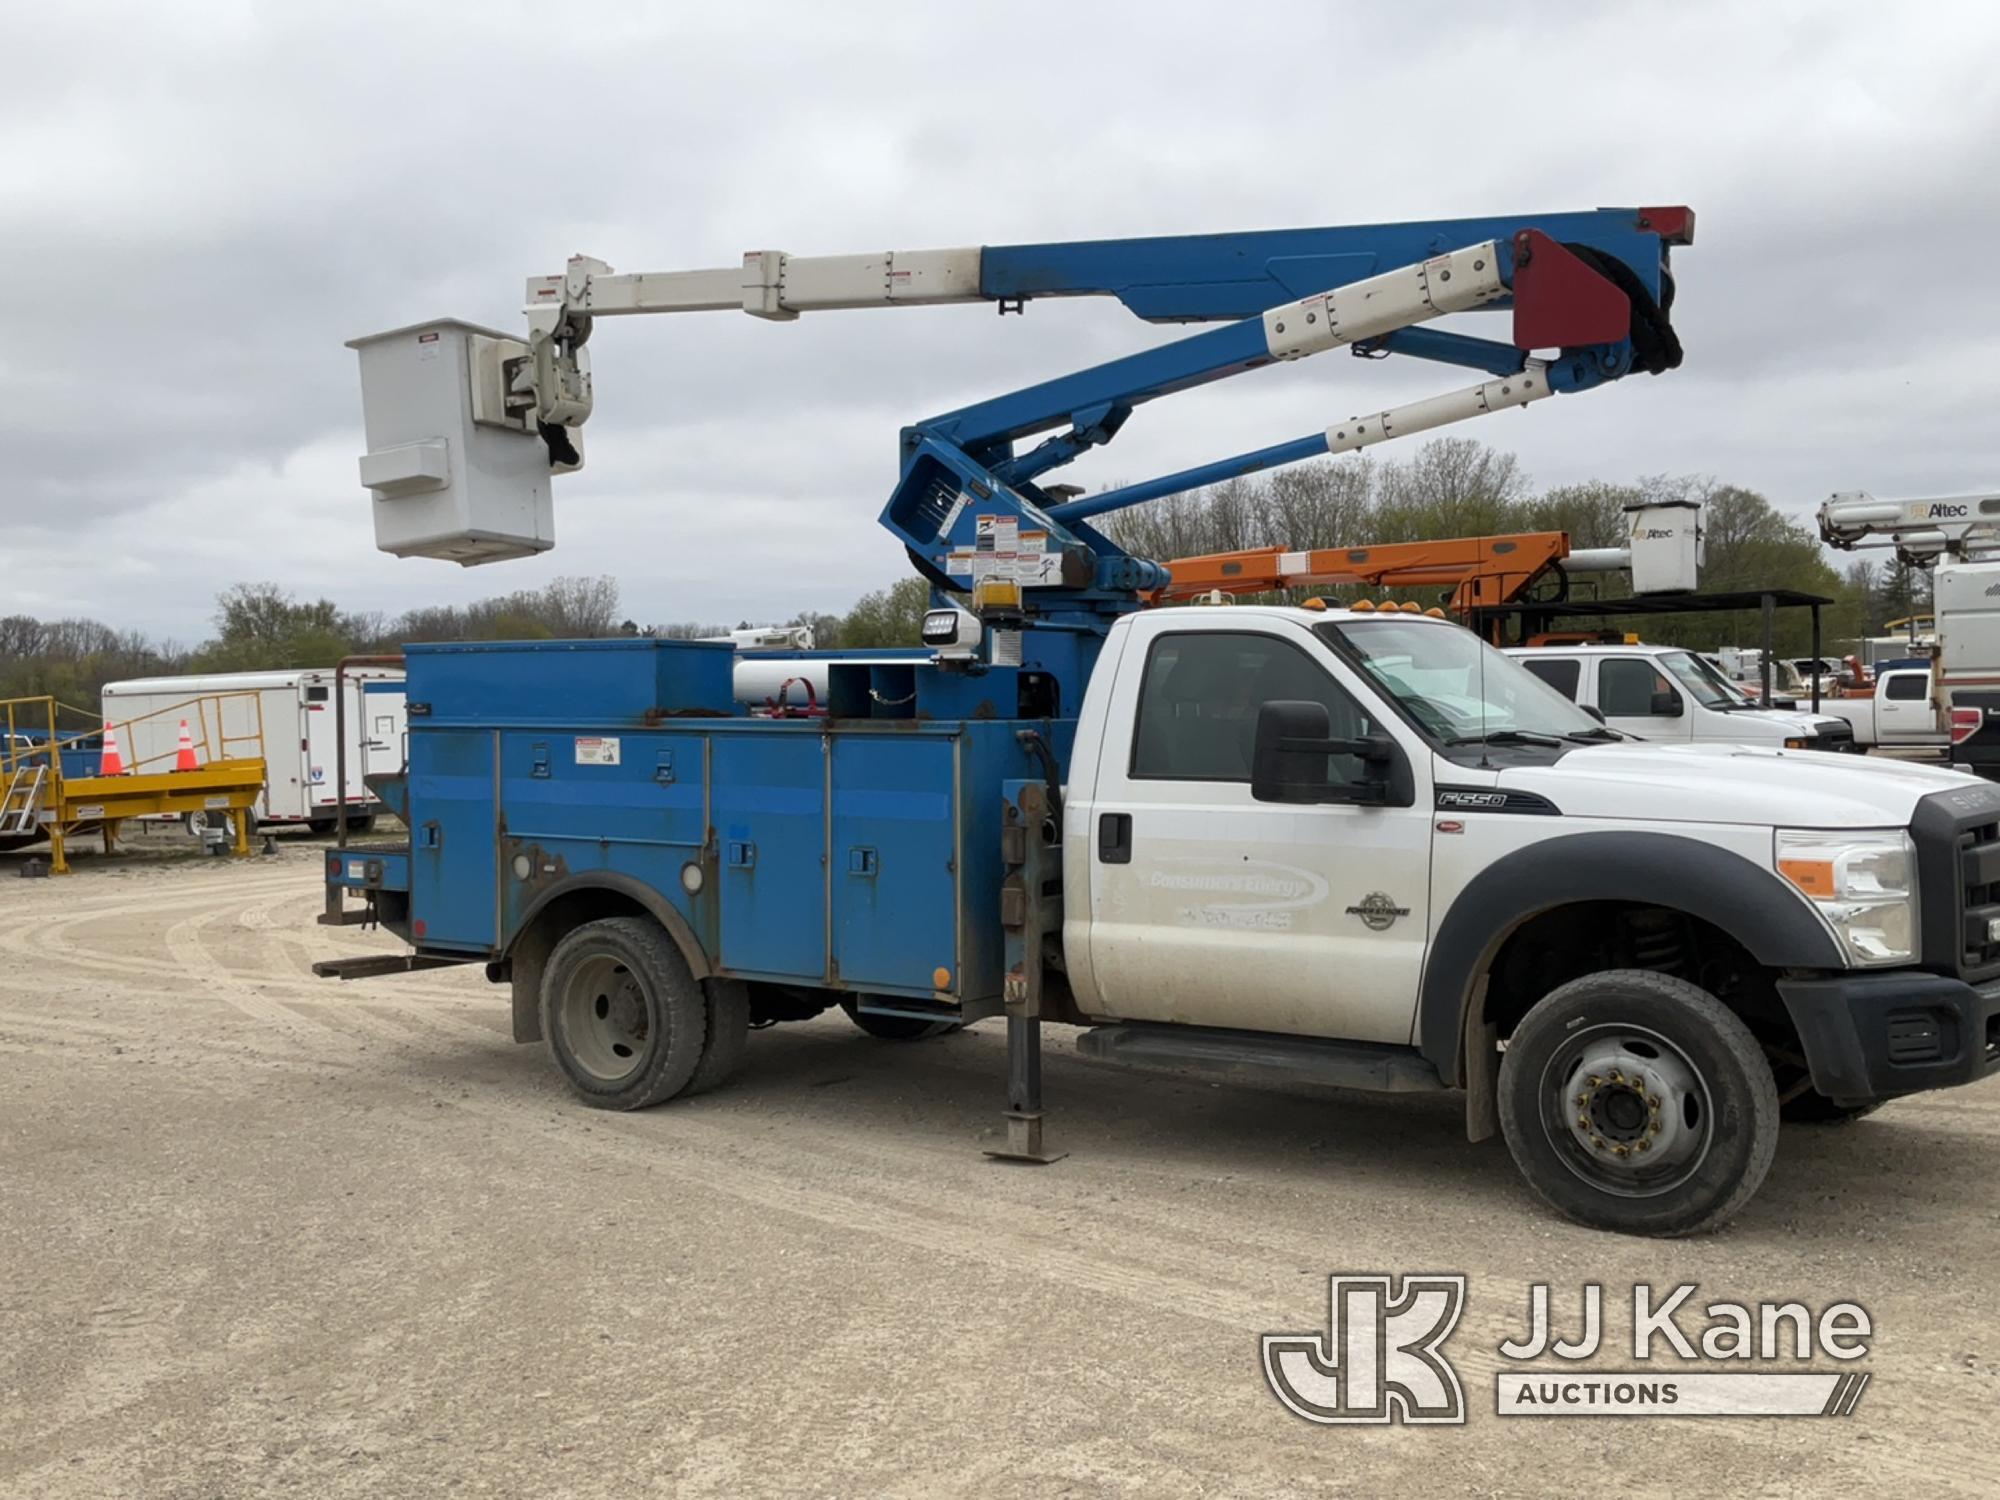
712;732;826;980
980;211;1669;319
831;737;957;992
406;638;733;723
408;728;496;951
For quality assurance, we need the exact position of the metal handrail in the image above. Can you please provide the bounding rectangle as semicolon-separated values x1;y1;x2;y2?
0;690;270;778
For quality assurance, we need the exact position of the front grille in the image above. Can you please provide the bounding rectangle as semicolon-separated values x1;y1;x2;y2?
1913;784;2000;982
1961;818;2000;971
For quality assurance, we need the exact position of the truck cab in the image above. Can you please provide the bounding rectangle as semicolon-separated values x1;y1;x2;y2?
1505;642;1856;751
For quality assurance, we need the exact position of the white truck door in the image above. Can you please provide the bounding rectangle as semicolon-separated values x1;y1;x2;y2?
1877;670;1932;743
1597;656;1689;741
1084;621;1432;1044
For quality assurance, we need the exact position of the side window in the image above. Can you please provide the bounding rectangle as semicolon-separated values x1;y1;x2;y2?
304;685;330;703
1132;632;1370;784
1520;657;1582;701
1884;674;1927;702
1600;658;1673;717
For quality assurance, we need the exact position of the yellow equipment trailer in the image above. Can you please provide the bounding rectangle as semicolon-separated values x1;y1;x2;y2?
1;694;269;874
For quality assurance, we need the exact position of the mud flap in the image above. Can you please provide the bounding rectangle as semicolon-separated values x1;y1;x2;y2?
1463;977;1500;1143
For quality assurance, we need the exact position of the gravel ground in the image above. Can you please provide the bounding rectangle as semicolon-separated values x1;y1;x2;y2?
1;846;1996;1497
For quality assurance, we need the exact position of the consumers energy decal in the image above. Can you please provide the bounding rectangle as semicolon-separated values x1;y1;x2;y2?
1147;859;1329;931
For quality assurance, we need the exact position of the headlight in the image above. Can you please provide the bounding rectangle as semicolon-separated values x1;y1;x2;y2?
1774;829;1917;966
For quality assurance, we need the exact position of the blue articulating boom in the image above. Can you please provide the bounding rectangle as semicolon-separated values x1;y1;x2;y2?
324;206;1693;1156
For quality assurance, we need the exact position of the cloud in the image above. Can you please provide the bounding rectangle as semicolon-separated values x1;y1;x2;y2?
6;1;1999;639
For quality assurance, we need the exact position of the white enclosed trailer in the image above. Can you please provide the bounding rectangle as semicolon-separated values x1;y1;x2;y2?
101;669;407;831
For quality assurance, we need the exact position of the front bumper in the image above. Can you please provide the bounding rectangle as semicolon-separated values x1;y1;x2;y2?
1777;971;2000;1106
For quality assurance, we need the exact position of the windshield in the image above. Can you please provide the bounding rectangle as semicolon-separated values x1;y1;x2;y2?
1658;651;1742;710
1319;618;1607;744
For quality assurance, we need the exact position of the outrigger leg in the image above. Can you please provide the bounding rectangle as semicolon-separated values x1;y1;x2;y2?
985;1016;1066;1165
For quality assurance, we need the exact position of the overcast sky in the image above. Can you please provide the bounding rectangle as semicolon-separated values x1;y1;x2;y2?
5;2;1998;644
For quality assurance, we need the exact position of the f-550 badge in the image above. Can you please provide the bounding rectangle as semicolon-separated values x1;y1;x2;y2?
1346;892;1411;931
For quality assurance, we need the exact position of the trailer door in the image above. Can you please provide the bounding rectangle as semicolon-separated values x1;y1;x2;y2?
300;678;344;817
359;679;408;783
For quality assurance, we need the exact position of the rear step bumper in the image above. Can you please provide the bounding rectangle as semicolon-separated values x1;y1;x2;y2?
1076;1023;1444;1093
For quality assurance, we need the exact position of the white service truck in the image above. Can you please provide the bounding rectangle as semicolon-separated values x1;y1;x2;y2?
1507;642;1858;751
102;669;407;832
1813;668;1948;751
1059;606;1999;1233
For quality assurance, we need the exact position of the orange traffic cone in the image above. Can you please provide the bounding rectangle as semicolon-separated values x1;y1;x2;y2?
174;719;200;771
98;723;126;777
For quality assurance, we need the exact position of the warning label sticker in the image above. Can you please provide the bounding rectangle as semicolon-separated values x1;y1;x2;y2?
575;736;622;766
958;517;1060;586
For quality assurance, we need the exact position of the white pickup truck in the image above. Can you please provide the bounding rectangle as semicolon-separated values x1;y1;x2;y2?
1813;668;1948;751
1505;641;1858;751
1063;607;1999;1234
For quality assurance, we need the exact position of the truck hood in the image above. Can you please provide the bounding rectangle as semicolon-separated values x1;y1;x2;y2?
1486;742;1978;827
1703;707;1845;736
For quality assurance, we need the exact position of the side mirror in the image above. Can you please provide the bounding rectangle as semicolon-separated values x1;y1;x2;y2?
1252;700;1394;804
1650;690;1684;718
1581;704;1607;725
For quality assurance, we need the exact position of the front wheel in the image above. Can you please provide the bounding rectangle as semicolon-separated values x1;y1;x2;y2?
1497;969;1778;1237
540;917;708;1110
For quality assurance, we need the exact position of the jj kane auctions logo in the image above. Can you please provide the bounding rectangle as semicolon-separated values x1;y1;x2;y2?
1264;1276;1872;1423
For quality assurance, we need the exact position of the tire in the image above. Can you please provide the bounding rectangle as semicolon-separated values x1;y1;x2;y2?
1497;969;1779;1237
1780;1090;1883;1125
684;977;750;1097
181;810;212;838
344;814;376;836
839;996;960;1041
539;916;708;1110
306;818;336;835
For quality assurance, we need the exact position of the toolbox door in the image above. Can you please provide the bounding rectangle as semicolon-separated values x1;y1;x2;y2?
712;733;827;980
830;736;957;993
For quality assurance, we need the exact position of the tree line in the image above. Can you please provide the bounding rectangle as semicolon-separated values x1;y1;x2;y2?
0;572;933;719
1;439;1927;716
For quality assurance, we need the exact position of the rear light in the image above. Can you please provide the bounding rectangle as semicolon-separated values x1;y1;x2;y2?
1951;707;1983;745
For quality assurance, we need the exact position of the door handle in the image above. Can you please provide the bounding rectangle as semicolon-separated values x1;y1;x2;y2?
1098;812;1132;865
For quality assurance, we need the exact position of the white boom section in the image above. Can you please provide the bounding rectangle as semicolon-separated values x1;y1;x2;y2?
526;248;986;329
1260;242;1507;360
1818;490;2000;559
1323;357;1550;454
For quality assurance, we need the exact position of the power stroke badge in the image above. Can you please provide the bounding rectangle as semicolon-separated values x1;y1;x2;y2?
1345;892;1410;930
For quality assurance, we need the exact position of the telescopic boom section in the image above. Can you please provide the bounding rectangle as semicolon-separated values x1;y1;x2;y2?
349;208;1691;601
1156;532;1572;612
1818;490;2000;565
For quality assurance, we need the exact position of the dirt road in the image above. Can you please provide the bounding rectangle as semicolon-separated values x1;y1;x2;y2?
2;850;1996;1497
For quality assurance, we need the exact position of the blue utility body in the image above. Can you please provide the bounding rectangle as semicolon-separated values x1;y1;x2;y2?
333;637;1073;1006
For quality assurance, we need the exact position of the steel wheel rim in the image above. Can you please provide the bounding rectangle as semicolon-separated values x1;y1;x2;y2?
1538;1021;1713;1198
557;953;651;1084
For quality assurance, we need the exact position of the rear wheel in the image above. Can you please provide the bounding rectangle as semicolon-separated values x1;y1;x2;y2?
1497;969;1778;1237
540;916;707;1110
839;996;960;1041
685;977;751;1096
